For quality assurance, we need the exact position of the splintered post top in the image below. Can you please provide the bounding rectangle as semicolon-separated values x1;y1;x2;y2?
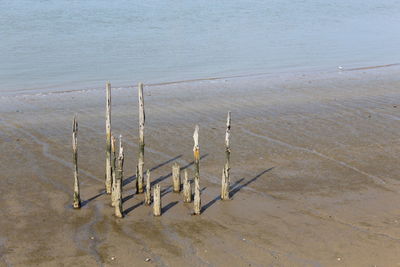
193;125;199;150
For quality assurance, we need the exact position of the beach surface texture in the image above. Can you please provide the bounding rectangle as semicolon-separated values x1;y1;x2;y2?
1;66;400;266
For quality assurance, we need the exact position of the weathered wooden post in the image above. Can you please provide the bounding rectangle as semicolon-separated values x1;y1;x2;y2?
183;169;192;203
137;83;145;193
105;81;112;194
153;184;161;216
221;111;231;200
193;125;200;181
111;135;117;206
72;116;81;209
193;125;201;215
135;165;139;192
145;169;151;205
114;135;124;218
172;162;181;193
194;174;201;215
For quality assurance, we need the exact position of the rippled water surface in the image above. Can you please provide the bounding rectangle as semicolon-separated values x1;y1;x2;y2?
1;0;400;94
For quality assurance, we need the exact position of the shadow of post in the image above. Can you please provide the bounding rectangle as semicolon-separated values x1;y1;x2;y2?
122;193;134;203
81;190;105;207
230;167;274;198
151;154;208;187
124;200;144;215
161;185;172;197
162;201;179;214
201;195;220;213
124;154;183;187
201;167;274;213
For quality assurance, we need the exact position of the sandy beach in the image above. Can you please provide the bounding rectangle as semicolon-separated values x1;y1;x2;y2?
1;66;400;266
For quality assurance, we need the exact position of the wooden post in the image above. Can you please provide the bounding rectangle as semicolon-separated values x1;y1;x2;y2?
111;135;117;206
221;169;228;200
137;83;145;193
194;173;201;215
145;169;151;205
135;165;138;192
72;116;81;209
183;169;192;203
221;111;231;200
193;125;200;180
153;184;161;216
172;162;181;193
193;125;201;215
114;135;124;218
105;81;112;194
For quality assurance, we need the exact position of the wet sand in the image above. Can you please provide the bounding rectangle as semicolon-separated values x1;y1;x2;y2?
1;66;400;266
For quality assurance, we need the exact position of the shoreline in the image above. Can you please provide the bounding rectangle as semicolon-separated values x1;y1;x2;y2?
2;62;400;98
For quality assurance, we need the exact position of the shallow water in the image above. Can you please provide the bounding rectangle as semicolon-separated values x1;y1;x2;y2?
1;0;400;94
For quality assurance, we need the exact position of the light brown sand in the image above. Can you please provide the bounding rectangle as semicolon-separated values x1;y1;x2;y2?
1;67;400;266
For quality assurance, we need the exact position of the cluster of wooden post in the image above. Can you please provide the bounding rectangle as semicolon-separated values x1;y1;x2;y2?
72;82;232;218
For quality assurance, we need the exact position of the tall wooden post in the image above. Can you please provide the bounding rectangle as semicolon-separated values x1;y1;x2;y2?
111;135;117;206
172;162;181;193
145;169;151;206
105;81;112;194
183;169;192;203
221;111;231;200
153;184;161;216
137;83;145;193
193;125;201;215
115;135;124;218
72;116;81;209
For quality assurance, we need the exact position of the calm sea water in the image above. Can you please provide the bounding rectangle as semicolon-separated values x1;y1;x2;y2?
1;0;400;94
